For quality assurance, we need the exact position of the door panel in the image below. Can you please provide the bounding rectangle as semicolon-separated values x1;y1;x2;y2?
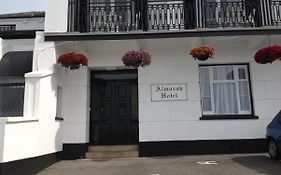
90;71;138;145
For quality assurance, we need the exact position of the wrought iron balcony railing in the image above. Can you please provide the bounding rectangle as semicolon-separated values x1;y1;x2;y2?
202;1;260;28
147;0;185;30
271;0;281;26
89;1;138;32
68;0;281;33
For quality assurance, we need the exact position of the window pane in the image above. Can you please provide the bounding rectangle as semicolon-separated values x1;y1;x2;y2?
240;96;251;111
200;83;211;97
213;66;234;80
213;83;238;114
238;81;249;96
0;76;25;117
202;97;212;111
238;68;247;80
0;86;24;117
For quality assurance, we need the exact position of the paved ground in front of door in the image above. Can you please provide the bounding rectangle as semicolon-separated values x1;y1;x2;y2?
37;153;281;175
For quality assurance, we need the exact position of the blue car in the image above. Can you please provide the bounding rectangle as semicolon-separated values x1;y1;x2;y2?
266;110;281;159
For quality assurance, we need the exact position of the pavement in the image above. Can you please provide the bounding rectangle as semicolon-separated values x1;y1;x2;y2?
37;153;281;175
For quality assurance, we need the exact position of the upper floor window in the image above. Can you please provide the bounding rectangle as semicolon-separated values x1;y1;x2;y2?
199;64;253;117
0;25;16;32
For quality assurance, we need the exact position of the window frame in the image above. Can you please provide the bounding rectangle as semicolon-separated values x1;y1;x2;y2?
199;63;258;120
0;25;16;32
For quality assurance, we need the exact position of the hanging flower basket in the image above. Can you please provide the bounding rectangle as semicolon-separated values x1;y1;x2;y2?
58;52;88;70
190;45;215;61
122;50;152;68
254;45;281;64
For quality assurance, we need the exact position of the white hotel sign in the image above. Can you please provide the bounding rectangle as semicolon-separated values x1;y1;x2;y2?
151;84;187;102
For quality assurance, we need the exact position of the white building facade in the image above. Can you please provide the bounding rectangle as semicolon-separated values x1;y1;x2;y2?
1;0;281;174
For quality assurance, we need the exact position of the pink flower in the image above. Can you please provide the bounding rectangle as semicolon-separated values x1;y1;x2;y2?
122;50;151;68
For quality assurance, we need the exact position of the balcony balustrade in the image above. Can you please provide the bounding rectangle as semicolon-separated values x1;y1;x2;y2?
68;0;281;33
271;0;281;26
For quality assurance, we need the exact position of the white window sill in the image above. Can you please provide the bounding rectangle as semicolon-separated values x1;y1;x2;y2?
1;116;39;124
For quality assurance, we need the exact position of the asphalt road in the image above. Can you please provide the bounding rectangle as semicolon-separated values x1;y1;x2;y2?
37;153;281;175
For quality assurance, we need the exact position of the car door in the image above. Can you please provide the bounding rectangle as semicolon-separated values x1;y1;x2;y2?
276;114;281;150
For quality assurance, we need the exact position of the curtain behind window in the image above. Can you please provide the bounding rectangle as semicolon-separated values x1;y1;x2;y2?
200;65;251;115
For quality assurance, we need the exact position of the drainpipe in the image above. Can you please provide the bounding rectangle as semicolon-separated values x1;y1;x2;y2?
140;0;148;31
78;0;89;32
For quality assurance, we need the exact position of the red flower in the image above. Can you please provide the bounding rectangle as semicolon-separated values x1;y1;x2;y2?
58;52;88;70
122;50;151;68
254;45;281;64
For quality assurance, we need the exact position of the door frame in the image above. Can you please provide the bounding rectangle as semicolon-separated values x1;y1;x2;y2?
89;69;139;145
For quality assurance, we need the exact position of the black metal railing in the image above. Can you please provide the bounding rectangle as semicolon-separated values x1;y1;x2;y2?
68;0;138;32
68;0;281;33
147;0;185;30
202;1;261;28
89;1;138;32
271;0;281;26
68;0;196;32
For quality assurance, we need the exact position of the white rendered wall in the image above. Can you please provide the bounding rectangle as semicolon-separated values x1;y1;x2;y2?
139;36;281;142
45;0;68;32
1;34;277;163
60;69;90;143
56;36;281;144
0;37;37;162
58;40;138;144
1;74;63;162
0;32;63;163
0;39;34;58
0;17;45;31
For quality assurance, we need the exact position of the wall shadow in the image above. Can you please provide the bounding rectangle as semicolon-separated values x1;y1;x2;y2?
232;155;281;175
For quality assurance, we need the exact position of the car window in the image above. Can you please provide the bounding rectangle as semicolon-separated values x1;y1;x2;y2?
277;111;281;124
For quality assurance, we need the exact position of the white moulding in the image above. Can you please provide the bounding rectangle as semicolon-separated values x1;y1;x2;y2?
5;117;39;124
25;70;54;79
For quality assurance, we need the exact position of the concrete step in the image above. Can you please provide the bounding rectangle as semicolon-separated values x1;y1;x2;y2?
88;145;138;152
85;150;139;159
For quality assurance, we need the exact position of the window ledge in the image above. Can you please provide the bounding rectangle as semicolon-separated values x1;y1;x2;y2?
200;115;259;120
5;117;39;124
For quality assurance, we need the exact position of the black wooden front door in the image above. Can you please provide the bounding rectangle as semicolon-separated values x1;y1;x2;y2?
90;70;139;145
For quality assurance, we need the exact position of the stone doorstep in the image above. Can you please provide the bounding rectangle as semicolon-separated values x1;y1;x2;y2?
88;145;138;152
86;145;139;160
